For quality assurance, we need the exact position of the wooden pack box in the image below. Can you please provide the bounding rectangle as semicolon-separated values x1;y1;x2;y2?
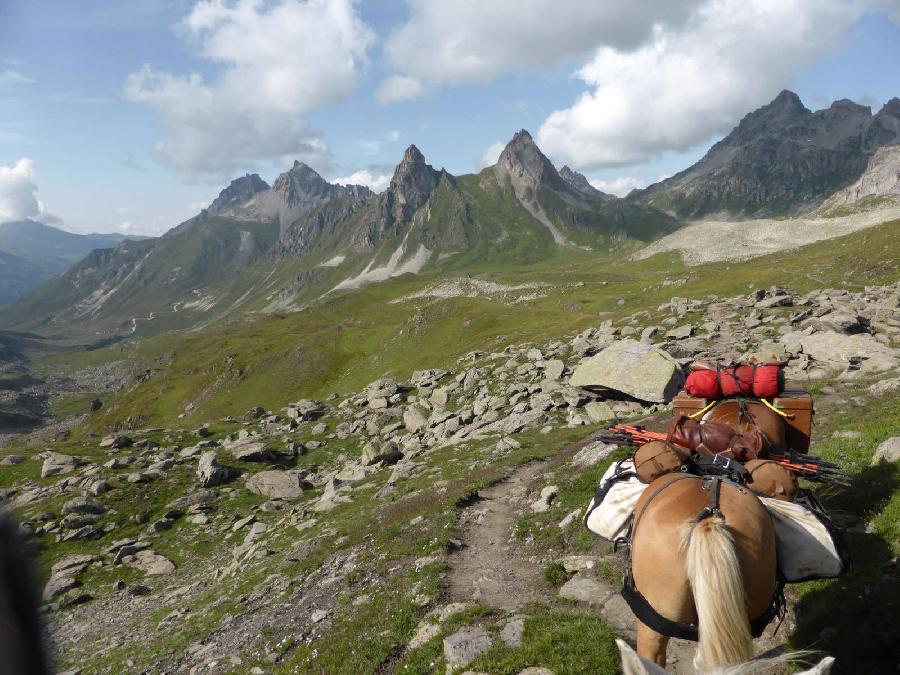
671;389;814;452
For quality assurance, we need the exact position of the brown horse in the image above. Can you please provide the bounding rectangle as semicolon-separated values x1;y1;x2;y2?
627;473;778;672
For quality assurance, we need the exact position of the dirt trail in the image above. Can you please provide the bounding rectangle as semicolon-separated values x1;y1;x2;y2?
447;461;556;611
447;455;794;673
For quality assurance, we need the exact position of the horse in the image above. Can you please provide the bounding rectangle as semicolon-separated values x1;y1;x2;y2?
625;472;781;673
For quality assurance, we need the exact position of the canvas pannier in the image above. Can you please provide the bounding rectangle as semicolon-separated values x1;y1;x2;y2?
584;459;648;541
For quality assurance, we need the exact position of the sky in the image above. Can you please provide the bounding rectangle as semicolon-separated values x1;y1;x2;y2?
1;0;899;236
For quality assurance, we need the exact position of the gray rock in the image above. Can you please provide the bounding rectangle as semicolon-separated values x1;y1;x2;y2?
41;452;80;478
246;470;310;500
361;440;402;466
99;434;133;449
569;339;683;403
583;401;616;424
872;437;900;464
229;440;274;462
517;669;554;675
61;495;107;515
781;330;897;375
404;406;428;433
197;450;229;487
665;324;694;340
167;490;215;510
544;359;565;381
558;575;615;606
0;454;25;466
121;550;176;575
571;441;616;468
500;615;525;648
443;626;493;671
43;574;78;601
531;485;558;514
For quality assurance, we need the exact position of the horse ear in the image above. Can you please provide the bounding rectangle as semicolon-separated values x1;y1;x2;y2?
615;638;668;675
798;656;836;674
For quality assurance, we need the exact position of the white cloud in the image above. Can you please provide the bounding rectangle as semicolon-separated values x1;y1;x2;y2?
589;177;645;197
124;0;374;178
0;69;34;87
333;169;391;192
375;75;426;105
379;1;699;99
477;141;505;170
0;158;59;223
360;129;402;156
538;0;872;169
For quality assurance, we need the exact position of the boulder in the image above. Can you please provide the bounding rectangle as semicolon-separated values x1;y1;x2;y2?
443;626;493;671
558;575;615;606
583;401;616;424
41;452;80;478
781;331;897;375
197;451;229;487
121;550;176;575
569;339;683;403
99;434;133;449
873;437;900;464
246;470;310;500
571;441;616;468
61;495;107;515
229;440;274;462
531;485;558;514
543;359;565;381
403;406;428;433
0;454;25;466
361;440;402;466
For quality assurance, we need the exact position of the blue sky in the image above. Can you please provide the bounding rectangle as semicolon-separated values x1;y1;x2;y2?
1;0;899;235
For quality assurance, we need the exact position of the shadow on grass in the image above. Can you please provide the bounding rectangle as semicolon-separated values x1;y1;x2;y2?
789;461;899;674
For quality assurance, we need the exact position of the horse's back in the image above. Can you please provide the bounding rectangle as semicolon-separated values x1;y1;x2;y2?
632;474;777;625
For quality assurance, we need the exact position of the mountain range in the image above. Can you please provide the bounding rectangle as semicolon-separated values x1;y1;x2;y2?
1;90;898;340
634;90;900;217
0;221;149;305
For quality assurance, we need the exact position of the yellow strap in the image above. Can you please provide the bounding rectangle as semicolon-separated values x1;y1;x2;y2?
689;400;717;419
760;398;794;420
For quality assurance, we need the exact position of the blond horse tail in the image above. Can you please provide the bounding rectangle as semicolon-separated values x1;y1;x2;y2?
683;515;753;672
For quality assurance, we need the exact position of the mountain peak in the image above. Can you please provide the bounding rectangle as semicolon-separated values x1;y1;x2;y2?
401;144;426;165
387;145;439;215
878;97;900;118
559;166;607;198
207;174;270;216
496;129;561;190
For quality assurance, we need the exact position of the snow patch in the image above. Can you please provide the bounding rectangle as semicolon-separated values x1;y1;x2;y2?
319;254;346;268
331;236;431;292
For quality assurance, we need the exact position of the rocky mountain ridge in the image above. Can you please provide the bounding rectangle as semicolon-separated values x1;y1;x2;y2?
635;90;900;217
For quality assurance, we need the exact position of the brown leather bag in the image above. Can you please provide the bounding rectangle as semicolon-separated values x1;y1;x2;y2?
744;459;798;501
667;415;764;462
633;441;689;484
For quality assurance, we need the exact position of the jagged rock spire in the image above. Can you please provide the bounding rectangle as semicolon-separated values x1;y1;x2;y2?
207;174;270;215
387;145;440;214
496;129;565;192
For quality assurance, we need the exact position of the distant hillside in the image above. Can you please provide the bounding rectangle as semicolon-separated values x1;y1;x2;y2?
0;220;150;305
633;91;900;218
0;131;674;339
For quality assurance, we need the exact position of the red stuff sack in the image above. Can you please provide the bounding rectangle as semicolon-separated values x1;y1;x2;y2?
752;363;783;398
684;369;721;398
719;364;754;397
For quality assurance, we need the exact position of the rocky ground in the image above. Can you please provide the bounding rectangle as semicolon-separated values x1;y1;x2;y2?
0;282;897;673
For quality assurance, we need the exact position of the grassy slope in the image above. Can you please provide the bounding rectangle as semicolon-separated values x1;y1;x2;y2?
27;218;898;438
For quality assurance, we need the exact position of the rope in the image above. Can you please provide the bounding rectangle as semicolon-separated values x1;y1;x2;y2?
759;398;794;420
688;400;717;419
